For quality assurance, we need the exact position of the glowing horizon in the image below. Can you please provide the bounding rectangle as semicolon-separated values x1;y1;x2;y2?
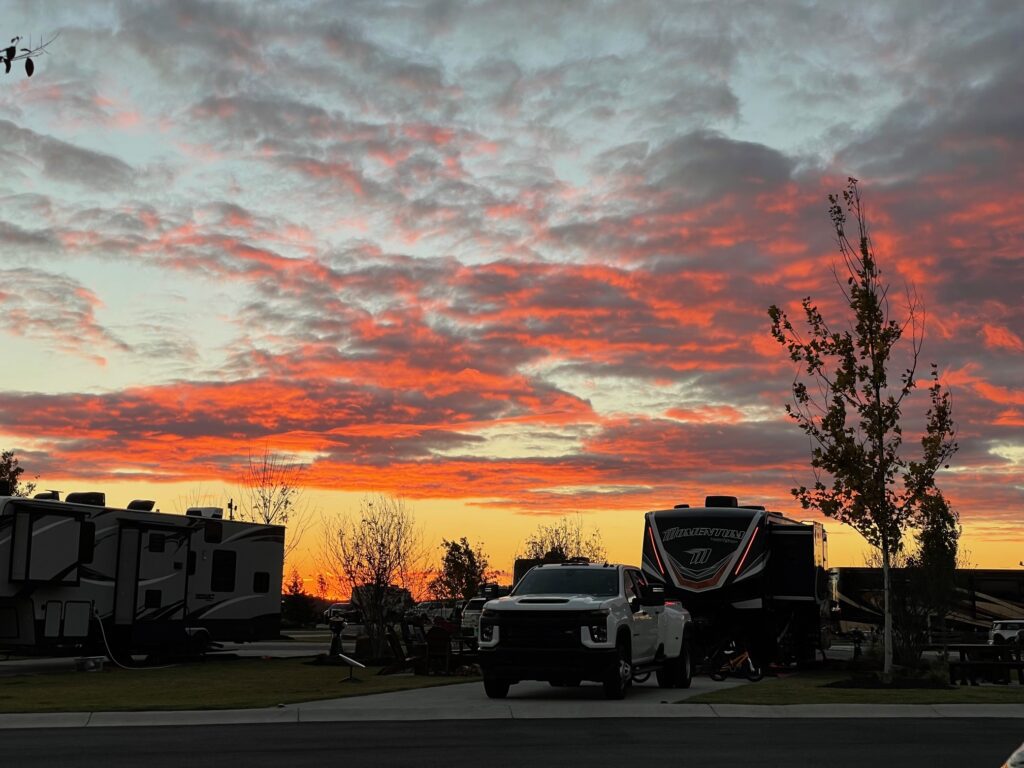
1;2;1021;583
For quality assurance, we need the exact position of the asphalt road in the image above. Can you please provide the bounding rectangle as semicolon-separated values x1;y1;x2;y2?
3;719;1021;768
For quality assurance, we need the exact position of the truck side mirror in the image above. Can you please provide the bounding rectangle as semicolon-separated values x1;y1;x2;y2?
639;584;665;607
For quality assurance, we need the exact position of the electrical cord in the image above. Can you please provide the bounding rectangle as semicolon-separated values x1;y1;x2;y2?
91;607;178;670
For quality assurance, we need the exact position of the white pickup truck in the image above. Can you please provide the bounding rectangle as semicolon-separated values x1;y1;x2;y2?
477;562;693;699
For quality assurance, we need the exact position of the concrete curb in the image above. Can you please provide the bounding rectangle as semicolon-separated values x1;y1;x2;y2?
3;702;1024;728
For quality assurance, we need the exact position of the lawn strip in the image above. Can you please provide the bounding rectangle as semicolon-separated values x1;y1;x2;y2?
0;657;479;713
686;671;1024;705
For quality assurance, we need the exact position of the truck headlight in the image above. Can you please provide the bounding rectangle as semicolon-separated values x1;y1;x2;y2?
585;609;610;643
480;620;494;642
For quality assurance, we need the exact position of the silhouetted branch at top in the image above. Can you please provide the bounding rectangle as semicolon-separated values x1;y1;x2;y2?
2;33;59;77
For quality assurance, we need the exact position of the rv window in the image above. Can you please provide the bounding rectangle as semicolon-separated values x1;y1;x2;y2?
204;521;222;544
79;522;96;565
144;589;161;609
149;533;165;553
211;550;237;592
187;551;196;575
253;571;270;593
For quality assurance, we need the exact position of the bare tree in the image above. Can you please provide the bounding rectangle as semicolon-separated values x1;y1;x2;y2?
237;447;313;560
517;514;606;562
320;494;426;657
172;485;215;515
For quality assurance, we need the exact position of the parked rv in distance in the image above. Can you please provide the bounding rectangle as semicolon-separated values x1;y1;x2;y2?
0;490;285;658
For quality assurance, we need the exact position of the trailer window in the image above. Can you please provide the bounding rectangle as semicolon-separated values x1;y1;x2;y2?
149;533;165;553
12;509;85;585
211;550;236;592
253;571;270;594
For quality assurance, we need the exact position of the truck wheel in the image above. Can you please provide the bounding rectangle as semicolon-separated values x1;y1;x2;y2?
603;641;631;700
676;640;694;689
483;677;511;699
657;640;693;689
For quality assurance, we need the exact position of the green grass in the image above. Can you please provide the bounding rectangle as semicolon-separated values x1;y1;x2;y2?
687;671;1024;705
0;657;479;713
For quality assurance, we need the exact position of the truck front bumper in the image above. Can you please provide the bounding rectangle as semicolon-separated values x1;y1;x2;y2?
478;646;618;682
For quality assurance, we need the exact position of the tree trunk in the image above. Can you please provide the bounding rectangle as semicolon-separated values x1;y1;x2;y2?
881;544;893;680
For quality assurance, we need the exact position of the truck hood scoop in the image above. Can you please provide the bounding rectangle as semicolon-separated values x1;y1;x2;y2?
517;597;571;604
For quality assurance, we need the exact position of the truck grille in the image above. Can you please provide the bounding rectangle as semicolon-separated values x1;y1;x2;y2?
495;611;584;649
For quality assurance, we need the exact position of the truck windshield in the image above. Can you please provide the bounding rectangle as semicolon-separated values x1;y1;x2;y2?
513;568;618;597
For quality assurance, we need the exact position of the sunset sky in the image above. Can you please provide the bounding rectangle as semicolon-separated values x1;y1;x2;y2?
1;1;1022;585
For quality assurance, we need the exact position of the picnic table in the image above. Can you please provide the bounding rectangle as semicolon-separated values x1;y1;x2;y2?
942;643;1024;686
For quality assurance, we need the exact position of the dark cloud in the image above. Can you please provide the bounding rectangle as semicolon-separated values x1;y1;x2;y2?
645;131;795;198
0;120;134;189
0;268;130;363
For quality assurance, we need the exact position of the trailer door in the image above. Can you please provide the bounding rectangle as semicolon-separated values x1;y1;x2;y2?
114;523;190;645
133;527;190;643
113;526;142;627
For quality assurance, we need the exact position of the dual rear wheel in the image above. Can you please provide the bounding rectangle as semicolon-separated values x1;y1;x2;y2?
656;640;694;689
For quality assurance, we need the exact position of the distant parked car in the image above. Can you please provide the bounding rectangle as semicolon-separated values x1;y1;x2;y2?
990;620;1024;645
408;600;459;622
460;597;488;641
323;602;353;623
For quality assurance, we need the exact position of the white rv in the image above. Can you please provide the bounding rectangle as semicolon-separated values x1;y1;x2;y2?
0;491;284;656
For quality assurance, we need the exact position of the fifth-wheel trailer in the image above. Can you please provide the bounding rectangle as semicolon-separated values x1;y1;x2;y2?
0;490;284;656
642;495;831;665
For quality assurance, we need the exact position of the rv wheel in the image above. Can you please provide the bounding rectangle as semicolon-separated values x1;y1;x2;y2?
188;629;211;657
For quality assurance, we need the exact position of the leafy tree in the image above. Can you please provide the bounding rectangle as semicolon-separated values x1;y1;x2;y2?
1;34;58;77
867;495;959;665
238;447;313;559
284;567;304;596
903;490;960;655
0;450;36;497
768;178;958;678
320;494;426;657
280;566;318;628
518;514;606;562
429;537;491;602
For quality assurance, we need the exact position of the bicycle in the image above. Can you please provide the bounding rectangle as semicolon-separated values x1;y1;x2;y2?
708;640;763;682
